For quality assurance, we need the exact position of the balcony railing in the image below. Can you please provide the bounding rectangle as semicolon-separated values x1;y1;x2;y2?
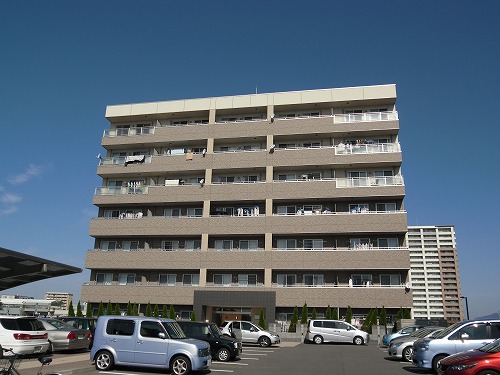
98;155;153;166
88;248;201;252
335;142;400;155
336;175;404;188
274;111;398;123
103;126;155;137
271;282;404;288
93;175;404;195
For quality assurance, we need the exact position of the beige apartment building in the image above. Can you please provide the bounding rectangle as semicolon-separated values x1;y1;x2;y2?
407;225;463;324
80;84;412;325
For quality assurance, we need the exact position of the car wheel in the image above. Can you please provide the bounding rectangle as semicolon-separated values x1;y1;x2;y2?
353;336;364;346
216;347;231;362
477;371;500;375
313;335;324;344
95;350;114;371
171;355;191;375
258;336;271;347
402;346;414;362
432;355;447;373
47;341;54;354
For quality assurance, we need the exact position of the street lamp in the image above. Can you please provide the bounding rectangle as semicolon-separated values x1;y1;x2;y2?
461;296;470;320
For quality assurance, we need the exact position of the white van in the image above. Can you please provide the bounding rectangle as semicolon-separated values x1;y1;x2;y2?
0;316;49;355
90;316;211;375
304;319;369;345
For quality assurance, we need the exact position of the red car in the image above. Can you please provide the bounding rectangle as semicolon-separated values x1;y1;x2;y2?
437;338;500;375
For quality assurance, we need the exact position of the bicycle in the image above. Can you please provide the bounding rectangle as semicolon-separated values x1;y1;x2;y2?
1;347;62;375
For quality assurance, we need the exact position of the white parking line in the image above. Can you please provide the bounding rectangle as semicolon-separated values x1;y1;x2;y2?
212;361;249;366
240;353;268;356
210;370;234;373
239;357;259;360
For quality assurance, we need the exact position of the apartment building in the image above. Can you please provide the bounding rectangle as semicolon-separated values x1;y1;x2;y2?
407;226;463;324
44;291;73;314
80;84;412;325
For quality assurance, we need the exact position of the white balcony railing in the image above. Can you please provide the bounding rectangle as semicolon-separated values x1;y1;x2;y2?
335;142;400;155
98;155;153;166
94;186;148;195
336;175;404;188
103;126;155;137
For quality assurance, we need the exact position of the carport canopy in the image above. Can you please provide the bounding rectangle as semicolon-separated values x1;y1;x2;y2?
0;246;82;291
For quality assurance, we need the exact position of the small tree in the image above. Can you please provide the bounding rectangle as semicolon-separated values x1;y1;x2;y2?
114;303;121;315
76;301;83;317
145;302;152;317
345;306;353;324
403;308;411;319
106;301;113;315
325;305;332;320
301;302;308;324
133;304;139;316
311;308;317;320
68;301;75;317
126;301;132;316
379;306;388;333
288;306;298;332
332;306;339;320
169;305;176;320
97;301;104;317
86;302;93;317
153;304;159;318
161;305;168;318
190;311;196;321
259;309;267;330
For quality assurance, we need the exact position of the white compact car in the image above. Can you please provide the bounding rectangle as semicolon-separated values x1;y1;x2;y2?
0;316;49;355
220;321;280;347
304;319;369;345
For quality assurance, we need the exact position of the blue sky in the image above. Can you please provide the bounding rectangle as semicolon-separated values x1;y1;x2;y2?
1;1;499;318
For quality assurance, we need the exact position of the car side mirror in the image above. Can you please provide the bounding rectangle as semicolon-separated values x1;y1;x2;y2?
206;332;211;338
158;332;166;340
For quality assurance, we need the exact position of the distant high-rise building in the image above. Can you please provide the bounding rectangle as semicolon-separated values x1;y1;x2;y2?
81;84;412;325
44;291;73;313
407;226;462;323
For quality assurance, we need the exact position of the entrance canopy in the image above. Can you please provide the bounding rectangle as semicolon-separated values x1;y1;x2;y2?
0;246;82;291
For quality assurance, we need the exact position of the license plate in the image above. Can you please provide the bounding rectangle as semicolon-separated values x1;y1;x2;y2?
207;358;211;366
33;346;43;353
78;335;85;339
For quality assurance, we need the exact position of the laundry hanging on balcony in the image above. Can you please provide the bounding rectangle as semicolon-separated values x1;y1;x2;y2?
124;155;145;166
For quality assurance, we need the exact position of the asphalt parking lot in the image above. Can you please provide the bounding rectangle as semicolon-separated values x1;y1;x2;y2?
15;341;424;375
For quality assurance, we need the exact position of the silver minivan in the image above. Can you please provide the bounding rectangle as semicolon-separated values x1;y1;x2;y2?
412;319;500;372
305;319;369;345
90;316;211;375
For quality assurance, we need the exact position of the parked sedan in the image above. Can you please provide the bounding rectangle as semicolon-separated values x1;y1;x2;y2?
388;327;443;362
437;338;500;375
37;318;90;353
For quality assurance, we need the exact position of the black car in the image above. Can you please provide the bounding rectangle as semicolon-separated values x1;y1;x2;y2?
177;321;242;362
59;317;97;348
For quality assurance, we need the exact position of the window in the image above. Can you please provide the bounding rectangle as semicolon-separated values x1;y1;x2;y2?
162;240;180;251
101;241;117;251
185;240;201;251
380;274;401;286
277;239;297;249
159;274;176;286
378;238;399;248
239;240;259;250
214;274;232;286
375;203;396;212
140;321;163;338
104;209;120;218
96;273;113;285
215;240;233;251
106;319;135;336
164;208;181;217
122;241;139;251
187;208;203;217
351;274;372;286
238;274;257;286
219;176;235;183
118;273;135;285
303;239;323;250
182;274;199;286
277;274;296;286
451;323;489;340
277;206;296;215
304;274;324;286
241;175;259;182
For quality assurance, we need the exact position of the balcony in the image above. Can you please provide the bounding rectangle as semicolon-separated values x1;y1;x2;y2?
103;126;155;137
335;175;404;188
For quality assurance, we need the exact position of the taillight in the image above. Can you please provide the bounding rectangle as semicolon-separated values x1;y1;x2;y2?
67;331;77;340
13;333;47;340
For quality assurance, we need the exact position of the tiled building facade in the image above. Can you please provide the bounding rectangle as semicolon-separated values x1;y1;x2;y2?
80;84;413;325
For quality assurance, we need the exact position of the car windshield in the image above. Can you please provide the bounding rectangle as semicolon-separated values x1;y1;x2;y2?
479;338;500;353
45;319;72;329
161;321;187;339
209;323;222;337
432;322;463;339
428;329;443;338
